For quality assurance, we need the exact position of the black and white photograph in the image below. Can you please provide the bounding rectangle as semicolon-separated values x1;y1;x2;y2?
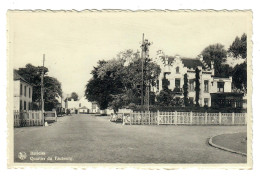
7;10;252;168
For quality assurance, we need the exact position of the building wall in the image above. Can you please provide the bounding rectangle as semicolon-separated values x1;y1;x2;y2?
14;80;33;111
155;56;233;108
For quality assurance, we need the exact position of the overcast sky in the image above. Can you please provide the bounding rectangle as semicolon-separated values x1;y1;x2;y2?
8;11;250;98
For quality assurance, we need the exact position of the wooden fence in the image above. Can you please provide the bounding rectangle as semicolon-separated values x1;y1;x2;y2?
122;111;247;125
14;110;44;127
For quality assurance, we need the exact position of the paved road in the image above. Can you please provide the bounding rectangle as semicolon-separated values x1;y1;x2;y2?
14;114;247;163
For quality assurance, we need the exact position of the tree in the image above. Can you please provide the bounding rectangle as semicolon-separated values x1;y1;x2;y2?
228;33;247;93
70;92;79;101
183;73;189;106
85;50;161;111
195;68;200;107
201;44;227;76
228;33;247;59
17;64;62;111
232;62;247;93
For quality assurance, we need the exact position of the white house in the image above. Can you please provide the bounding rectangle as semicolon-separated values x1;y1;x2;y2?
154;52;243;108
13;70;33;111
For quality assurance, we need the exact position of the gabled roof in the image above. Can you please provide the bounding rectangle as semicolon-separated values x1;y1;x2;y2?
181;58;206;70
163;56;206;70
13;70;32;85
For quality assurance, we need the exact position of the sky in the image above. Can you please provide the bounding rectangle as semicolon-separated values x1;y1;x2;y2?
8;11;250;98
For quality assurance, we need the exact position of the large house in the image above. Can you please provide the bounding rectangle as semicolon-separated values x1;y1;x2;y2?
13;70;33;111
154;51;244;108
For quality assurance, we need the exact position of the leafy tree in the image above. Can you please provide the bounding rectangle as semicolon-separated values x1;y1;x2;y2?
228;33;247;93
228;33;247;59
183;73;189;106
232;62;247;93
17;64;62;111
195;68;200;107
70;92;79;101
201;44;227;76
85;50;161;111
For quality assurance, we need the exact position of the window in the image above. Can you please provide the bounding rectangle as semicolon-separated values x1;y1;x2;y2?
79;103;81;107
24;85;27;97
204;80;209;92
20;100;23;111
189;79;195;92
29;87;31;98
175;78;180;88
24;101;27;110
217;82;225;92
176;66;180;74
204;98;209;106
20;83;23;96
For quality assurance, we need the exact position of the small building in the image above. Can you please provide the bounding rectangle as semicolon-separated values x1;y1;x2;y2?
13;70;33;111
79;106;89;114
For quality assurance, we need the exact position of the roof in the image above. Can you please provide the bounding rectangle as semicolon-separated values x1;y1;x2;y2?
13;70;32;85
79;106;88;109
166;56;206;70
182;58;206;69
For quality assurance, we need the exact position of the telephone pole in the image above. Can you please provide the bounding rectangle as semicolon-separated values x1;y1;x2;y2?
141;33;144;110
41;54;45;124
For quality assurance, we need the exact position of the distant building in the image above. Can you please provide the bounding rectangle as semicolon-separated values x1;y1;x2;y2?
65;97;101;114
13;70;33;111
155;52;244;108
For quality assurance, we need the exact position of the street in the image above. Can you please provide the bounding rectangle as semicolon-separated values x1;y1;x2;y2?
14;114;247;163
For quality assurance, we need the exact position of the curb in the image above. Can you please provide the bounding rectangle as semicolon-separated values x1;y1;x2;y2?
208;134;247;157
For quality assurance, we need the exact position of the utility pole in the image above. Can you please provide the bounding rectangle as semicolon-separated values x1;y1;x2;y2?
41;54;45;125
141;33;144;110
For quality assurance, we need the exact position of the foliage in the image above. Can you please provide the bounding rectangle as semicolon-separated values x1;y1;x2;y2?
156;89;172;106
195;68;200;107
85;49;161;111
17;64;62;111
183;73;189;106
201;43;227;76
162;75;170;91
66;92;79;101
232;62;247;93
228;33;247;59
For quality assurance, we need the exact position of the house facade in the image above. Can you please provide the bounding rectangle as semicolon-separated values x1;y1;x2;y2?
13;70;33;111
155;51;243;108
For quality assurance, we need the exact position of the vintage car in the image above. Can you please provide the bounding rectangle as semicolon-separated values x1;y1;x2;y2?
44;111;57;123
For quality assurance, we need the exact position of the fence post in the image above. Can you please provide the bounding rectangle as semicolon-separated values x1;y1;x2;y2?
219;112;221;125
123;113;125;125
190;111;193;125
232;112;235;125
175;111;177;125
245;113;247;125
157;110;160;125
205;112;207;124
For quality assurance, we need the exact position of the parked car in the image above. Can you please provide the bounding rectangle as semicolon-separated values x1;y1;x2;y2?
44;111;57;123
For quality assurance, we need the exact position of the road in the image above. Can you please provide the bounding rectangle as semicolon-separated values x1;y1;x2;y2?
14;114;247;163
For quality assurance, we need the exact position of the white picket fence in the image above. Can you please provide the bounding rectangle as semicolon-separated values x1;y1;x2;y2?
122;111;247;125
14;110;44;127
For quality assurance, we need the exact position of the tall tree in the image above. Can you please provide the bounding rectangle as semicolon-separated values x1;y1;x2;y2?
85;50;161;111
195;68;200;107
228;33;247;59
183;73;189;106
17;64;62;111
228;33;247;93
70;92;79;101
201;44;227;76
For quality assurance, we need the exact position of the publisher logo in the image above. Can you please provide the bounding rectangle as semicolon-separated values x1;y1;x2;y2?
18;152;27;160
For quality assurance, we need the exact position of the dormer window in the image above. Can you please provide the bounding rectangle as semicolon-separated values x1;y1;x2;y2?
176;66;180;74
